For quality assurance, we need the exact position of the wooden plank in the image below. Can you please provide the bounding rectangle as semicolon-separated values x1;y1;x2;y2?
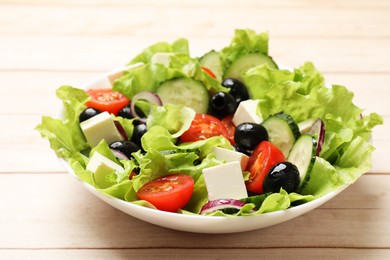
1;4;390;38
322;175;390;210
0;72;95;115
3;0;390;8
0;174;389;249
0;145;63;173
1;248;390;260
0;35;389;73
0;114;66;172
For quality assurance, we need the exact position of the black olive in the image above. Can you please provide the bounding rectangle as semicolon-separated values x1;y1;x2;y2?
131;124;147;148
234;145;252;156
209;91;238;118
118;105;146;125
222;78;250;104
79;107;101;123
117;105;132;119
234;123;268;150
109;140;141;159
262;162;300;193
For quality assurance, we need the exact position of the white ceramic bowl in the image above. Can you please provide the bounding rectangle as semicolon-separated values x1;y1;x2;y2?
59;65;348;233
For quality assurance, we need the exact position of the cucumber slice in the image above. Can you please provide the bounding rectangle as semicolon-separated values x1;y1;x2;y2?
261;112;300;157
224;53;278;81
156;78;209;114
287;134;317;189
199;50;223;82
240;193;271;209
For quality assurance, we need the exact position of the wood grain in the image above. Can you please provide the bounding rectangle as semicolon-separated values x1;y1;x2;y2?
2;3;390;38
1;35;390;72
1;0;389;258
1;249;390;260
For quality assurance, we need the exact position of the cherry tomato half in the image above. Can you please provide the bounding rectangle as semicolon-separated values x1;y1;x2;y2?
136;174;194;212
86;89;129;116
201;67;217;79
245;141;285;194
221;114;236;145
180;114;230;143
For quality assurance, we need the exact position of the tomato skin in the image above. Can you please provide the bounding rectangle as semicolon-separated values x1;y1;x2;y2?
86;89;129;116
136;174;194;212
180;114;230;143
245;141;285;194
201;67;216;79
221;114;236;145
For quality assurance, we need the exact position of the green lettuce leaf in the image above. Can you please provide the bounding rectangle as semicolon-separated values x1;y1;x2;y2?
141;126;177;152
146;104;196;138
178;136;232;159
336;136;375;183
183;174;208;213
300;157;342;197
97;180;132;201
35;85;90;159
242;62;383;199
128;38;190;65
220;29;270;70
68;153;92;184
243;63;382;157
113;63;186;99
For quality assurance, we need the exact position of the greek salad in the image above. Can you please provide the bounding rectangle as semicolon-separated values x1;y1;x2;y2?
36;29;382;216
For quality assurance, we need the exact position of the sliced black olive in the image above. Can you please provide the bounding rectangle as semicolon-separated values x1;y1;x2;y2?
209;91;238;118
262;162;300;193
234;123;268;150
79;107;101;123
131;124;147;148
222;78;250;104
109;140;141;159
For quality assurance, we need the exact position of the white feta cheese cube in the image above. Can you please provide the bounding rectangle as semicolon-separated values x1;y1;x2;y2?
232;99;262;126
86;152;125;189
212;147;249;171
202;161;248;201
86;152;124;173
80;111;124;147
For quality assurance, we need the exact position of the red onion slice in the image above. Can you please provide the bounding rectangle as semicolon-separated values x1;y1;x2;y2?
130;91;162;123
308;118;325;156
110;149;129;160
114;120;128;140
298;118;317;134
200;199;246;214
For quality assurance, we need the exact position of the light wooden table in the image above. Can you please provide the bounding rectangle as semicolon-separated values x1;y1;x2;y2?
1;0;389;259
